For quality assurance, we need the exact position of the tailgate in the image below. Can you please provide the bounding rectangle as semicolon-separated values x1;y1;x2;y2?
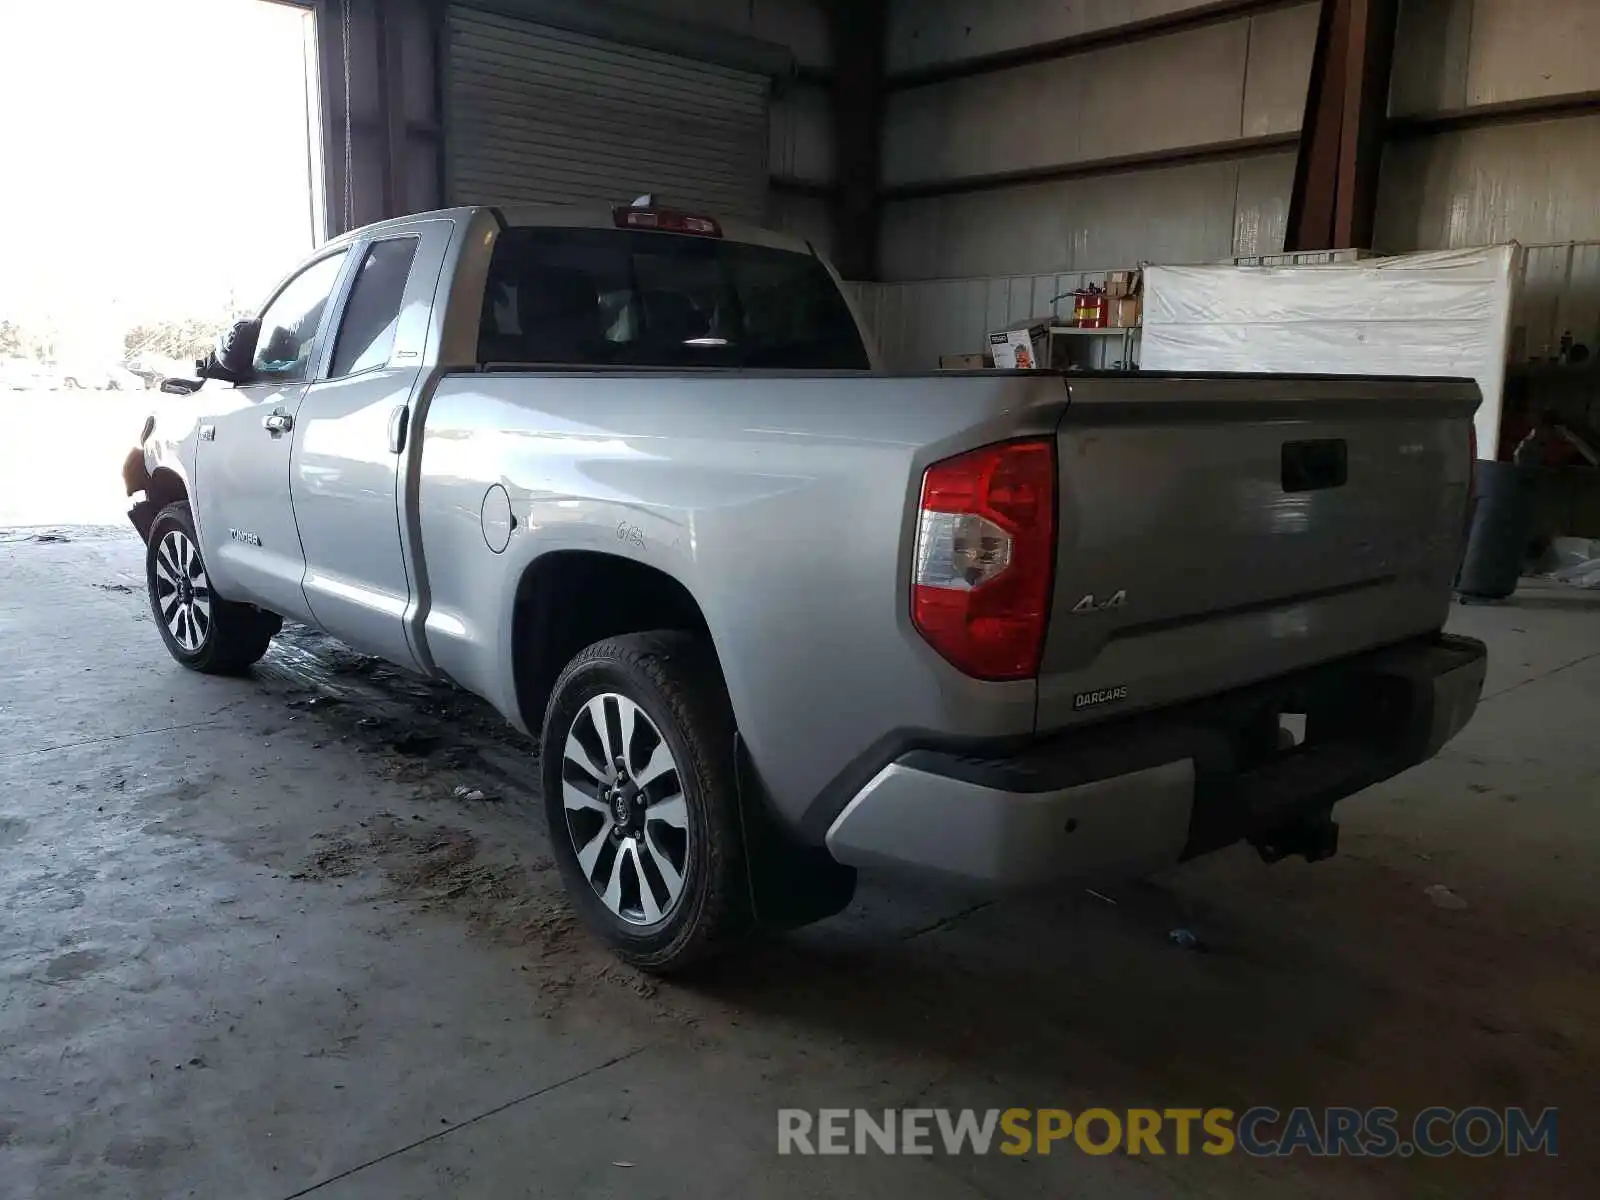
1035;374;1477;730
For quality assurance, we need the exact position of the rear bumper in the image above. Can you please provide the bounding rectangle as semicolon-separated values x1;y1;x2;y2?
824;634;1486;889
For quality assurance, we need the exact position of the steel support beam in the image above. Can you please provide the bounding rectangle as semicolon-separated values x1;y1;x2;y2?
823;0;886;281
882;132;1298;202
1286;0;1397;251
1388;89;1600;139
314;0;445;238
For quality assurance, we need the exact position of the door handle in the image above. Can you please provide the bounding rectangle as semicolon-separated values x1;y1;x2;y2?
1281;439;1347;492
387;405;410;454
263;409;294;436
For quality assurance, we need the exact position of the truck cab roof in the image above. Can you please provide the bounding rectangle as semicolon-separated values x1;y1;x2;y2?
328;203;815;257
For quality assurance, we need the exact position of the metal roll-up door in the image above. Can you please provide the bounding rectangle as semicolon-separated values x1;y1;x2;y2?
446;7;771;220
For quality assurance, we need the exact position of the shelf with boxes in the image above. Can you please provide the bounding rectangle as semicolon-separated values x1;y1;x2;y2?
937;267;1143;373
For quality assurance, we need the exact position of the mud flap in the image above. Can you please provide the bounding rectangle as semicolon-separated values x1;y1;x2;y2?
734;733;857;931
128;497;159;544
123;446;157;543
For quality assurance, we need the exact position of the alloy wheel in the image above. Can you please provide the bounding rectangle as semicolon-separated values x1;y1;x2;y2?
154;529;212;652
561;693;689;926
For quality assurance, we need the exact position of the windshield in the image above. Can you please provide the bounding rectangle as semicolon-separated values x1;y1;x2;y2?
477;226;870;370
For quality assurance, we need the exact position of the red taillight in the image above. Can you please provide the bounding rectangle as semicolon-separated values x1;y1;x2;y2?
912;439;1056;680
612;207;722;237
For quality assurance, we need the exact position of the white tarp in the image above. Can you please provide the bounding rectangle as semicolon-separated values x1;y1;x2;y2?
1141;245;1522;456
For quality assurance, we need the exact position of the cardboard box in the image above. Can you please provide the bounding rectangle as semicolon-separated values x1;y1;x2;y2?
988;320;1051;370
938;353;992;370
1103;269;1143;299
1111;296;1142;328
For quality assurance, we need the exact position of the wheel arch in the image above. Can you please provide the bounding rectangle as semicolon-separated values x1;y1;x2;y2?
128;461;192;545
147;465;190;512
509;550;717;736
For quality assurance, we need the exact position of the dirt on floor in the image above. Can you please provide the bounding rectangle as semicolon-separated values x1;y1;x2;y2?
4;528;1600;1199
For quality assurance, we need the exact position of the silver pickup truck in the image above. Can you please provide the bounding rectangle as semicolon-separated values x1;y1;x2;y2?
123;202;1486;972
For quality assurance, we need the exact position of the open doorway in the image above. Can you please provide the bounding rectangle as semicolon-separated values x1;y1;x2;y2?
0;0;318;530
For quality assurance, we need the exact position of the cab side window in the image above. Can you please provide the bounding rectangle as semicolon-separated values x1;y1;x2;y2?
252;251;349;383
330;238;420;378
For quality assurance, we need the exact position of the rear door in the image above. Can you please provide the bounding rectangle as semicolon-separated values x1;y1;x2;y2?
196;249;350;621
290;221;451;669
1034;374;1477;729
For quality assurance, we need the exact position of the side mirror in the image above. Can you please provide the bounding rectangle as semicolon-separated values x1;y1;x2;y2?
215;317;261;378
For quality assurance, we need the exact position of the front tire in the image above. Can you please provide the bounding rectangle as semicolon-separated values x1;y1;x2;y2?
146;503;280;674
541;631;750;974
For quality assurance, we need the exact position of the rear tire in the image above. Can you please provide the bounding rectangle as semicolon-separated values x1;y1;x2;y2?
541;631;750;974
146;502;280;674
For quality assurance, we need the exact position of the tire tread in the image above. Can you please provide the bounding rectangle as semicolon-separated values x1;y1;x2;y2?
147;502;278;675
544;630;749;974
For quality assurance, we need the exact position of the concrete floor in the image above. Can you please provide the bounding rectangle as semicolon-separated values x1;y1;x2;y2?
2;525;1599;1199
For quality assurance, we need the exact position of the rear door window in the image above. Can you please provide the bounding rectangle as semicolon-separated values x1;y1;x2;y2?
478;227;869;370
330;237;420;378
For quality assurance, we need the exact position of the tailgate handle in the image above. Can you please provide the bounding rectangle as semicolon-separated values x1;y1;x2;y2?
1282;439;1347;493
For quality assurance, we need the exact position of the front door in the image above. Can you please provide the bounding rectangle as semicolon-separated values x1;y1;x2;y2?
291;222;451;669
196;249;350;621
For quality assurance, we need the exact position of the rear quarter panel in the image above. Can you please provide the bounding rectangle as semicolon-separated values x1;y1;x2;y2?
415;370;1069;831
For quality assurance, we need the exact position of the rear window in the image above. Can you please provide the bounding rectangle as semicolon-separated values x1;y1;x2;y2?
477;227;870;370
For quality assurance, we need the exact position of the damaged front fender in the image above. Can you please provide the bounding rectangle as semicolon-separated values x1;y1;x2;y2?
123;416;158;542
122;444;152;498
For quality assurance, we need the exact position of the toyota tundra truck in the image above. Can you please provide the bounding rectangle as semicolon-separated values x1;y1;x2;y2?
122;202;1486;972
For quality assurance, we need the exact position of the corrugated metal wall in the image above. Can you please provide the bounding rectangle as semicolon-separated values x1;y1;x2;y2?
865;0;1600;369
625;0;830;68
882;7;1315;190
1517;242;1600;361
769;80;834;187
878;0;1316;284
857;239;1600;371
1377;116;1600;253
888;0;1253;74
881;154;1298;282
494;0;837;238
446;9;773;217
1389;0;1597;114
851;269;1135;373
626;0;837;241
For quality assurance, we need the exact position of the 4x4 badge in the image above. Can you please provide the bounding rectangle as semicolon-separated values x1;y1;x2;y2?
1072;589;1127;614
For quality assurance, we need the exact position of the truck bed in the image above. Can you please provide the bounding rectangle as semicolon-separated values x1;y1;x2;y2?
414;366;1475;830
